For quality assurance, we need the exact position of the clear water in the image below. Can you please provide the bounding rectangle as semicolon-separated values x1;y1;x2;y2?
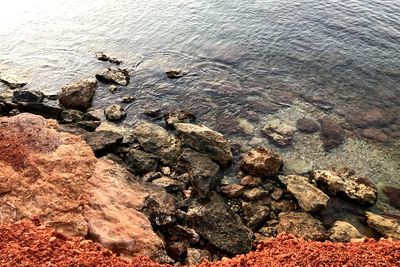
1;0;399;214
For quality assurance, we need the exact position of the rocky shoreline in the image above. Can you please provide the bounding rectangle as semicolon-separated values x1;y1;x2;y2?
0;54;399;265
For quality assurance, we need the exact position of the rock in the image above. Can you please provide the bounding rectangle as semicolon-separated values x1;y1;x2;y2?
319;116;344;151
164;110;196;128
166;70;185;79
109;85;118;93
242;201;270;230
280;175;329;212
365;212;400;239
12;90;44;103
186;248;212;265
329;221;364;242
174;123;232;166
240;175;262;187
61;109;83;123
383;186;400;209
82;130;123;154
152;177;186;193
96;67;130;86
95;52;122;65
59;79;97;111
83;158;173;262
11;102;63;119
76;120;100;132
277;212;327;241
167;225;200;245
243;187;269;201
0;102;8;115
179;149;219;198
186;194;253;254
121;96;135;103
259;226;277;237
346;107;391;128
271;199;298;212
0;72;28;89
240;148;283;178
310;170;377;205
306;94;335;111
133;121;182;163
0;113;96;237
124;149;160;175
166;242;187;262
270;187;284;200
262;119;296;147
296;117;319;133
282;158;313;175
361;128;389;143
104;104;126;121
141;191;177;227
96;121;134;144
220;184;245;198
82;109;103;121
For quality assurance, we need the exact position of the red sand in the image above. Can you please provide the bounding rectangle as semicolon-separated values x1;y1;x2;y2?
1;220;399;267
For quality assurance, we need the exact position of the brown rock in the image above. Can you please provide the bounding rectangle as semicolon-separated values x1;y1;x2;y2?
243;187;269;201
346;107;391;128
361;128;389;143
296;117;319;133
329;221;364;242
240;148;283;177
240;175;262;187
186;248;211;265
220;184;245;198
95;67;130;86
383;186;400;209
59;79;97;111
319;116;344;151
365;212;400;239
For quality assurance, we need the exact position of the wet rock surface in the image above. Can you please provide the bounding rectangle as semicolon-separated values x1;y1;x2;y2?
296;117;319;133
59;79;97;111
104;103;126;121
240;148;283;177
262;119;296;147
164;110;196;128
12;90;44;103
95;52;122;65
96;67;130;86
0;72;28;89
319;116;344;151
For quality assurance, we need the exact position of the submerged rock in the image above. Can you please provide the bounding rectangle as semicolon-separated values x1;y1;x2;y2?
319;116;344;151
329;221;364;242
281;175;329;212
240;148;283;178
59;79;97;111
12;90;44;103
277;212;327;241
133;121;182;163
361;128;389;143
186;194;253;254
82;130;123;154
179;148;219;198
96;67;130;86
164;110;196;128
310;170;377;205
365;212;400;239
296;117;319;133
104;104;126;121
262;119;296;147
346;107;391;129
95;52;122;65
174;123;232;166
0;72;28;89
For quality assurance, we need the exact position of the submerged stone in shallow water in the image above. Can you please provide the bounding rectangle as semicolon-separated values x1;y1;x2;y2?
319;116;344;151
240;147;283;178
262;119;296;147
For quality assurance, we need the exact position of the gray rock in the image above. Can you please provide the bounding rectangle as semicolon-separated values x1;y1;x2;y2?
277;212;328;241
179;148;219;198
12;90;44;103
82;130;123;153
82;109;103;121
240;147;283;178
133;121;182;163
186;248;211;265
152;177;186;193
329;221;364;242
96;121;134;144
96;67;130;86
365;212;400;239
319;116;344;151
76;120;100;132
0;72;28;89
262;119;296;147
186;194;253;254
281;175;329;212
164;110;196;128
242;201;270;230
61;109;83;123
310;170;377;205
59;79;96;111
174;123;232;166
95;52;122;65
124;149;160;175
165;70;185;79
104;104;126;121
12;102;62;119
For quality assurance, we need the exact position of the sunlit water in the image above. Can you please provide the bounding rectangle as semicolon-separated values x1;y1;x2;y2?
1;0;399;215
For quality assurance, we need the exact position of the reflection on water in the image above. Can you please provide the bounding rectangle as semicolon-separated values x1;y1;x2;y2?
1;0;400;214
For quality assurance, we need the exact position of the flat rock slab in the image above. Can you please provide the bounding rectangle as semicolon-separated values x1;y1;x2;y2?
82;130;123;153
0;72;28;89
96;67;130;86
366;212;400;239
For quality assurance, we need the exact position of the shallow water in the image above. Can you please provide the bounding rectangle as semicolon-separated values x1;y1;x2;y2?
1;0;399;214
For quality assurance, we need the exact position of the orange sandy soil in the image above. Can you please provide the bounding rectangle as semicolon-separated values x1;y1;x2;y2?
1;220;399;267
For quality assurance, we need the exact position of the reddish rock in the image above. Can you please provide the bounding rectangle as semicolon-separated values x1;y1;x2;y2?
220;184;245;198
240;148;283;177
240;175;262;187
296;117;319;133
361;128;389;143
383;186;400;209
319;116;344;151
346;107;392;128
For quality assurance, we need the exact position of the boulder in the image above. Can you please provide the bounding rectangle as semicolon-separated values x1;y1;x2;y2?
281;175;329;212
186;194;253;254
165;70;185;79
179;148;219;198
82;130;123;154
104;104;126;121
174;123;232;166
329;221;364;242
133;121;182;163
82;109;103;121
12;102;63;119
262;119;296;147
0;72;28;89
0;113;96;237
83;158;174;262
365;212;400;239
310;170;377;205
59;79;97;111
124;149;160;175
12;90;44;103
96;67;130;86
319;116;344;151
296;117;319;133
277;212;327;241
242;201;270;230
76;120;100;132
240;148;283;178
